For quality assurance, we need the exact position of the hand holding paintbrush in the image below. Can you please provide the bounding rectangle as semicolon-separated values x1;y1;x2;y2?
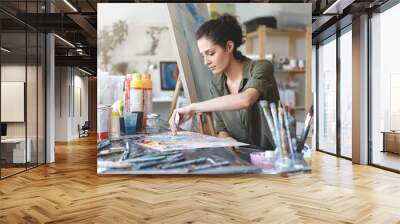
168;106;196;135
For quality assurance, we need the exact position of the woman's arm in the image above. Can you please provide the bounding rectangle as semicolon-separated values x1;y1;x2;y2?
218;131;237;141
169;88;260;135
186;88;260;113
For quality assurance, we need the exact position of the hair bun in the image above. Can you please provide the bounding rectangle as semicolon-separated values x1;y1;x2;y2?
218;14;239;26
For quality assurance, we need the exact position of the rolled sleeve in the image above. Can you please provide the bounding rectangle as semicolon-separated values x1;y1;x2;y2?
243;60;280;103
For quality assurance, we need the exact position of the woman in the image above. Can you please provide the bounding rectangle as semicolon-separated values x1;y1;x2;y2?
169;14;280;150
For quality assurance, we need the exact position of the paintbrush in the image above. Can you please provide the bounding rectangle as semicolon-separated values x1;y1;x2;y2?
170;113;180;136
283;106;295;155
156;150;182;156
259;101;280;151
97;146;125;157
130;151;144;158
161;157;207;169
188;161;230;172
269;102;282;156
137;150;182;158
283;105;297;165
125;155;166;163
119;142;131;161
278;105;288;155
296;105;314;153
136;153;185;169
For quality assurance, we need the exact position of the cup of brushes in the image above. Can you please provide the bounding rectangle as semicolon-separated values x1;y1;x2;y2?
250;100;304;171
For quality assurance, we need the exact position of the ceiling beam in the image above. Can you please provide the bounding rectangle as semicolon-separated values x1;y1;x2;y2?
67;13;97;39
55;55;96;72
322;0;356;15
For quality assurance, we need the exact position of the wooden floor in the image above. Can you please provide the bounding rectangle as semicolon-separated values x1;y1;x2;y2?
1;167;26;178
372;150;400;171
1;136;400;223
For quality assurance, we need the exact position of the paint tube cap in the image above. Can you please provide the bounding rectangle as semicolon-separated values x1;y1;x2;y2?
130;73;143;88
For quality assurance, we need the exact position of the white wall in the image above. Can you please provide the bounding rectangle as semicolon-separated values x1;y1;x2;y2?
98;3;179;120
55;67;89;141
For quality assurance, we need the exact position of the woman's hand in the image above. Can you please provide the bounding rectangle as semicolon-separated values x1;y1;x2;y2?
218;131;237;142
169;104;196;135
218;131;239;150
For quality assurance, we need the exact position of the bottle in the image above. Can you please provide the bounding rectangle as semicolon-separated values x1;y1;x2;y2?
130;73;143;112
130;73;144;132
142;72;153;128
110;111;120;140
124;74;132;113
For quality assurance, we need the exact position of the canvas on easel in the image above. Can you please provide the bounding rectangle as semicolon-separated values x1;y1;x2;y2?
166;3;212;103
166;3;216;135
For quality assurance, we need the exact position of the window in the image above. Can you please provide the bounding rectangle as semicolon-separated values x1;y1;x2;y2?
370;2;400;171
317;36;337;154
339;28;352;158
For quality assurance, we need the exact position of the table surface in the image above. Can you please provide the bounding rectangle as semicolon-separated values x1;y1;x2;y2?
97;134;310;175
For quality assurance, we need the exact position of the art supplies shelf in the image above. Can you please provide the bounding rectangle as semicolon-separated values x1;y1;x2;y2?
245;25;312;120
153;96;173;103
245;26;311;61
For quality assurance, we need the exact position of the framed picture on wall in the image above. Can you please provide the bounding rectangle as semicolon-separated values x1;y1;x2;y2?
160;61;180;91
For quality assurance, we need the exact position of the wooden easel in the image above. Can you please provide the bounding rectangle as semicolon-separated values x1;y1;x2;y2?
168;75;216;136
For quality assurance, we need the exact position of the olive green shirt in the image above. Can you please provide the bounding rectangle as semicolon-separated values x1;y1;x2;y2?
209;57;280;150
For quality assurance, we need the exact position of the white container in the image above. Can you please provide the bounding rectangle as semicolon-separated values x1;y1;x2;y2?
97;105;111;142
298;59;305;69
129;73;144;112
289;58;297;68
145;113;160;134
110;111;120;140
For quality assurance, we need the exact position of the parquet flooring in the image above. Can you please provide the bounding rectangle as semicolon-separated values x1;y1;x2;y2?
1;167;26;177
1;135;400;223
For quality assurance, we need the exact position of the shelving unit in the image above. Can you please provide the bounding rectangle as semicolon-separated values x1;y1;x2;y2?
275;69;305;74
153;96;173;103
245;25;312;119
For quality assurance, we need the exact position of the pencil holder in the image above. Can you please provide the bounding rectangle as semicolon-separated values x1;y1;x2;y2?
276;157;292;169
250;151;276;170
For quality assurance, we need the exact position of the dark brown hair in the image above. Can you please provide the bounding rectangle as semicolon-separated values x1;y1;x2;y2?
196;14;245;60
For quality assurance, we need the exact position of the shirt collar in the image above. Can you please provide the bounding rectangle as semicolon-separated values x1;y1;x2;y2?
238;57;251;91
222;57;252;93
